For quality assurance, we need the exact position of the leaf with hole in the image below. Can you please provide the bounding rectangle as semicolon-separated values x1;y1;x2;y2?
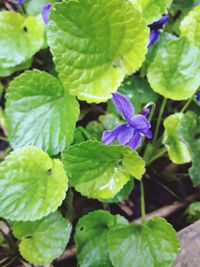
12;211;72;265
0;146;68;221
0;12;44;77
75;210;128;267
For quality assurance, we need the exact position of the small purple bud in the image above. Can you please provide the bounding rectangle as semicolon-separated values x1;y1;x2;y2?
42;4;52;24
150;14;169;30
141;107;150;117
148;29;160;48
196;91;200;102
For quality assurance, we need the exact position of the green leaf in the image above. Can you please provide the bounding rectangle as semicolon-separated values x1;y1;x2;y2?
75;210;128;267
99;114;121;130
171;0;200;16
108;216;179;267
147;37;200;100
131;0;172;24
163;113;191;164
85;121;104;141
62;141;145;199
0;58;33;78
47;0;149;103
168;0;200;36
102;179;134;204
6;70;79;156
0;12;44;77
186;202;200;223
0;147;68;221
144;32;177;71
73;127;86;144
180;5;200;47
12;211;72;265
179;112;200;186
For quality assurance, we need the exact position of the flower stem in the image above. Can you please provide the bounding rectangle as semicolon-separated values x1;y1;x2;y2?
180;97;193;113
140;180;146;224
153;98;167;144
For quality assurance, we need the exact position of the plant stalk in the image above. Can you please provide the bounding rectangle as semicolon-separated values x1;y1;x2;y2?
153;98;167;144
180;97;193;113
140;180;146;224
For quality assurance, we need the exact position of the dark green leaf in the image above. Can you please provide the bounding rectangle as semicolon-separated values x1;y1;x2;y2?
75;210;128;267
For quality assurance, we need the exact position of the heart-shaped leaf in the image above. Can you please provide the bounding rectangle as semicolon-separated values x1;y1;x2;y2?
0;147;68;221
13;211;72;265
62;141;145;199
75;210;128;267
180;5;200;47
147;37;200;100
6;70;79;155
47;0;148;103
0;12;44;77
108;216;179;267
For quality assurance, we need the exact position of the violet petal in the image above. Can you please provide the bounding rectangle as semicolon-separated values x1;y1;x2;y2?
126;131;142;149
102;124;125;145
112;92;135;122
129;114;151;131
196;91;200;102
117;124;135;145
150;14;169;30
148;29;160;48
140;128;153;139
42;4;52;24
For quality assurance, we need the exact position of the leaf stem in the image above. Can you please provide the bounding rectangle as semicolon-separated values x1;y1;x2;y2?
140;180;146;224
180;97;193;113
153;98;167;144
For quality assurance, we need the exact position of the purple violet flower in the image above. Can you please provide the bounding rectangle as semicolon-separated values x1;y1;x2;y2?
196;91;200;102
42;4;52;24
148;14;169;48
150;14;169;30
8;0;23;5
148;29;160;49
102;93;152;150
